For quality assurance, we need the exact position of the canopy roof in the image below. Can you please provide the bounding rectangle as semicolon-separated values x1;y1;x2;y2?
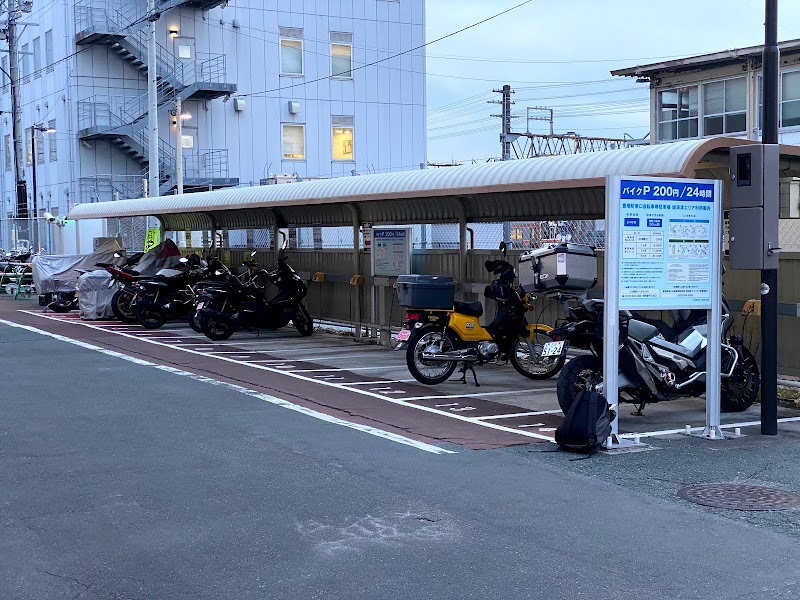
68;138;800;231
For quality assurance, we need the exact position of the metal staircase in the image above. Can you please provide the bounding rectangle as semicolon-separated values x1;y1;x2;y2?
74;0;238;197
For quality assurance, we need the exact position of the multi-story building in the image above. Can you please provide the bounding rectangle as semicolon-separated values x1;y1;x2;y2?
612;39;800;145
0;0;427;251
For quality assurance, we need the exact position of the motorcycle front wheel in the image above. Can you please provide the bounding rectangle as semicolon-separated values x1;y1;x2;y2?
406;328;458;385
111;289;137;323
202;313;234;341
556;354;603;415
188;308;205;333
134;303;167;329
293;304;314;336
510;329;566;380
721;346;760;412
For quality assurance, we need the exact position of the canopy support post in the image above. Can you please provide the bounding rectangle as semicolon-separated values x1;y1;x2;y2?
349;204;363;341
458;198;469;302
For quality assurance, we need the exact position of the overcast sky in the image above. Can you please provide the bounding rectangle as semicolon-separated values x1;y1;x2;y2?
424;0;800;164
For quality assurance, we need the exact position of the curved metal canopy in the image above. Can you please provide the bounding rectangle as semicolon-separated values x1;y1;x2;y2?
68;138;800;230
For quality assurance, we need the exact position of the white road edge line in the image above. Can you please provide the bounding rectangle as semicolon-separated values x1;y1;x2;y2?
1;318;455;455
20;311;556;443
405;389;556;401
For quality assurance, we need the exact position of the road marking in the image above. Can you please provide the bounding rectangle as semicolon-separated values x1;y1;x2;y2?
289;366;395;373
518;423;546;428
405;388;556;401
345;379;419;385
19;311;556;442
434;403;459;407
623;416;800;439
0;318;454;455
475;410;561;421
450;407;476;412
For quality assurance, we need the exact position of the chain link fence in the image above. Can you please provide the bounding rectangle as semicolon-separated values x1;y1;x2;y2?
106;217;148;252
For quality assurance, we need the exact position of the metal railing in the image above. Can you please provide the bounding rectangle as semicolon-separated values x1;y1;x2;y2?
79;174;145;204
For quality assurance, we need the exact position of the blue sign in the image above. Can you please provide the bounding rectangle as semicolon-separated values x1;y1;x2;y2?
615;177;719;310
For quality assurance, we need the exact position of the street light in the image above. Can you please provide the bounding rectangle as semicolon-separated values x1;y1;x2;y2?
30;123;56;253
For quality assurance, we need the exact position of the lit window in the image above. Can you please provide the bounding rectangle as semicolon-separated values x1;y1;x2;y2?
36;129;44;164
332;125;354;160
658;86;698;141
4;135;11;170
280;39;303;75
331;43;352;78
178;44;192;59
703;78;746;136
181;135;194;149
282;124;305;159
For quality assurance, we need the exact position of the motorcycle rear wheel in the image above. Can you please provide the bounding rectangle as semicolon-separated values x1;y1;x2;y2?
188;308;205;333
293;305;314;336
556;354;603;415
721;347;760;412
406;328;458;385
202;314;234;341
134;303;167;329
510;330;566;380
111;289;137;323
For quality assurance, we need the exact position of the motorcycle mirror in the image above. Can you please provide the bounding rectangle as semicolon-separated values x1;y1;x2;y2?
250;250;257;258
179;257;189;263
498;241;507;257
215;269;224;276
113;252;121;258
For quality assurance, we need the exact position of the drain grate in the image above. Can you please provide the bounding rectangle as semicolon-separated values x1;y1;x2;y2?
678;484;800;511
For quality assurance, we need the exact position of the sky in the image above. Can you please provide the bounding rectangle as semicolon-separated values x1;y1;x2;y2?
424;0;800;164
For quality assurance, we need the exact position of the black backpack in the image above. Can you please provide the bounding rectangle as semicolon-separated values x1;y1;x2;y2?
555;391;612;455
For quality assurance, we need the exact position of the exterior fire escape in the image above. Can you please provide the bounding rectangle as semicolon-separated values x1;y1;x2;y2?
74;0;237;202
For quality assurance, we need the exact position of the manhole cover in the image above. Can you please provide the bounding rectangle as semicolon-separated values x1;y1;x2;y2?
678;484;800;511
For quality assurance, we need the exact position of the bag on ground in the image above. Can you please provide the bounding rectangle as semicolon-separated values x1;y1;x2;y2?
555;390;612;454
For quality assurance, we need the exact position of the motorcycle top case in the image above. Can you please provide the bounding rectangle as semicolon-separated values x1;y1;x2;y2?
518;243;598;292
396;274;455;309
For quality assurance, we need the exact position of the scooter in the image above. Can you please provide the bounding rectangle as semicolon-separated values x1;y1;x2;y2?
198;247;313;341
404;243;563;386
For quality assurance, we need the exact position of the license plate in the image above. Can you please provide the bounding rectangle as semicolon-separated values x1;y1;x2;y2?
196;301;205;310
541;341;566;357
396;329;411;342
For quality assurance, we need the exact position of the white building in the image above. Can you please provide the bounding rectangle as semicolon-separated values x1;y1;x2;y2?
613;39;800;145
0;0;427;251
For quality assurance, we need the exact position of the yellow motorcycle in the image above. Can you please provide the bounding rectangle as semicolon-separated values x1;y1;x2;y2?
402;258;564;386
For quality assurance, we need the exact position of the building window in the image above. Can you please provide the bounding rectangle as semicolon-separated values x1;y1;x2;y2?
178;44;192;60
280;39;303;75
332;116;354;161
703;77;746;135
658;86;698;141
48;120;57;161
331;43;352;78
282;124;305;159
1;57;7;93
33;37;41;78
45;29;54;72
25;127;31;165
4;135;11;170
781;71;800;128
35;128;44;164
21;44;29;82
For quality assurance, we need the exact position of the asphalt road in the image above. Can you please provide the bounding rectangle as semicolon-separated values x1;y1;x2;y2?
3;320;800;600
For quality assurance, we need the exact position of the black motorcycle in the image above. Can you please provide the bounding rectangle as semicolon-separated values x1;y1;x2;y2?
131;255;209;329
198;248;313;341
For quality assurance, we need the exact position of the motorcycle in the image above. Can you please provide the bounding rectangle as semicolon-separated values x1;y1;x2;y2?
404;245;564;386
131;255;209;329
94;252;146;323
550;292;760;415
197;247;313;341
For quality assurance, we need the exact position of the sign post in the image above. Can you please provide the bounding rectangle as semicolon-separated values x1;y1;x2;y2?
605;176;724;444
370;228;412;343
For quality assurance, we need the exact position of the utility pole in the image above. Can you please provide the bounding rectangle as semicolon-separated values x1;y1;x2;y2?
175;98;183;194
489;85;516;244
147;0;159;199
7;0;27;241
761;0;779;435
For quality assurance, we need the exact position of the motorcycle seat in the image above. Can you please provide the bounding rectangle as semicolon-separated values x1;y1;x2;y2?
453;301;483;318
139;280;170;289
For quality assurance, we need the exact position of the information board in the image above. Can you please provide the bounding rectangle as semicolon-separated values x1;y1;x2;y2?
371;228;412;276
615;177;719;310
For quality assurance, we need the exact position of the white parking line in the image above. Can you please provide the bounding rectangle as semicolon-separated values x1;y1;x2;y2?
345;379;418;385
289;366;396;373
20;311;556;442
623;416;800;439
518;423;546;428
404;389;556;401
0;318;454;455
474;410;562;421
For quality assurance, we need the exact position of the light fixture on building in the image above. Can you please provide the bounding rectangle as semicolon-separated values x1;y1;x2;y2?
169;28;179;36
288;100;300;115
171;110;192;125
